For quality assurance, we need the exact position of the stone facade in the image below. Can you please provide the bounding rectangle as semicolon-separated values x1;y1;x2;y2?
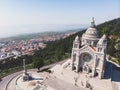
71;18;107;79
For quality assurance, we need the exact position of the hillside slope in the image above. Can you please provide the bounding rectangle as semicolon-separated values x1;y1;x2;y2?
32;18;120;68
97;18;120;36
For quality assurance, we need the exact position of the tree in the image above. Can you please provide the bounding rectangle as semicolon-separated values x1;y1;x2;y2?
32;57;44;70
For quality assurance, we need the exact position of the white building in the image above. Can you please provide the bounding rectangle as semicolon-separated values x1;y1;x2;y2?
71;18;107;79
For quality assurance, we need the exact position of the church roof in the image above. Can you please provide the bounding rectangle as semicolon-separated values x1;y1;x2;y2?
75;35;80;42
79;44;96;52
89;45;96;51
97;34;107;44
101;34;106;39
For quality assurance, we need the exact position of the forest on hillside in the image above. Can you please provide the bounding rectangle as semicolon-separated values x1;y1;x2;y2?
97;18;120;64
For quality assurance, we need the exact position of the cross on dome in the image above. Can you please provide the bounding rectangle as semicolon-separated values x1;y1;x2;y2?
91;17;95;28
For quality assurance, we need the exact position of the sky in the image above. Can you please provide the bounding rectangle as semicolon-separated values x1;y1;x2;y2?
0;0;119;38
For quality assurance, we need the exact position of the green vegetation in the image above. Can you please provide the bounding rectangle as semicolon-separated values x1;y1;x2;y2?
0;64;32;78
97;18;120;64
0;18;120;78
97;18;120;36
32;30;84;68
0;55;33;78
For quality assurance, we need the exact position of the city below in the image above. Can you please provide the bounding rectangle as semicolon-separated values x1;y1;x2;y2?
0;31;75;61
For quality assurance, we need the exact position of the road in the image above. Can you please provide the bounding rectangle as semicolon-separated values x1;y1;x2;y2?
0;71;22;90
0;59;67;90
6;70;38;90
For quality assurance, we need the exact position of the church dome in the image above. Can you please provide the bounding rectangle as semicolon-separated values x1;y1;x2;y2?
82;18;99;40
85;27;99;38
81;18;100;47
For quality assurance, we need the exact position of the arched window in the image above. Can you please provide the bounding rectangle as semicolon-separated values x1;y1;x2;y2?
96;58;100;67
73;54;76;62
104;49;106;53
100;48;102;52
79;67;83;72
74;44;78;48
98;48;100;52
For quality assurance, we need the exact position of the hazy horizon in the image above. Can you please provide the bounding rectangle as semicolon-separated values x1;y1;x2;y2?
0;24;87;38
0;0;119;38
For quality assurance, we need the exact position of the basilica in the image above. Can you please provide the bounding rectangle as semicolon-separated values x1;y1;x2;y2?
71;18;107;79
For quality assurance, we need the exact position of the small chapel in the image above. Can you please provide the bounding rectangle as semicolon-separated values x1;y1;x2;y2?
71;18;107;79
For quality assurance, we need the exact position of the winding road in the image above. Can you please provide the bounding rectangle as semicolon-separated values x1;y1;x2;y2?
0;71;22;90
